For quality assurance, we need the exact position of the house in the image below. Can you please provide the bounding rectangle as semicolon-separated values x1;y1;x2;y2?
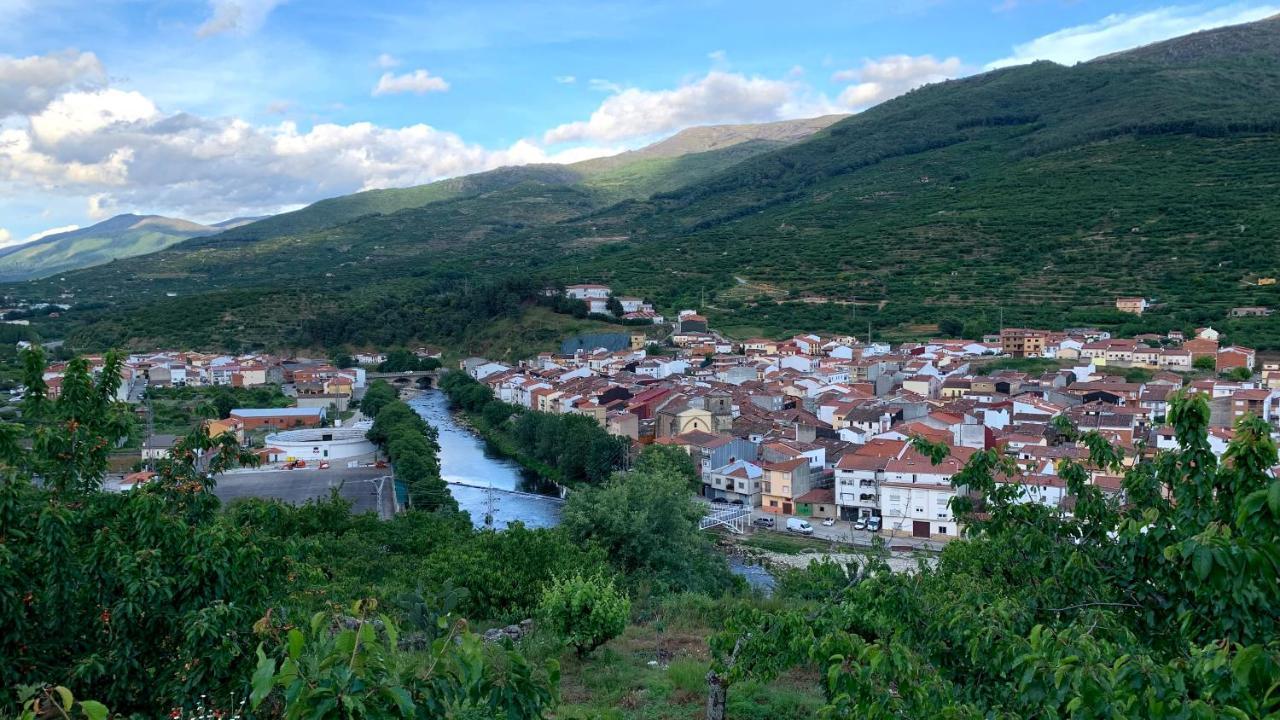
879;447;973;540
678;314;709;333
1000;328;1047;358
659;430;757;477
835;453;889;521
206;417;246;445
1216;346;1256;373
1182;338;1218;360
230;407;326;430
1231;388;1276;423
564;284;611;300
142;434;178;461
705;460;764;506
759;457;814;516
1115;297;1148;315
794;487;837;520
1229;306;1273;318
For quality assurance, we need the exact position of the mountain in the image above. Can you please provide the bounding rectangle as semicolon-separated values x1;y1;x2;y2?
11;16;1280;353
0;214;230;282
204;115;846;243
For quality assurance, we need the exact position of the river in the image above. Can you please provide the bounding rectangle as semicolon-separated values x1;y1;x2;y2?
408;390;564;529
408;389;775;592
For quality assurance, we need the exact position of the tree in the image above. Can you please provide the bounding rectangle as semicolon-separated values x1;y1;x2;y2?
1224;365;1253;381
938;317;964;338
538;573;630;657
251;600;558;720
21;348;133;494
606;295;624;317
360;380;397;418
1193;354;1216;371
633;443;699;491
708;392;1280;717
561;453;733;593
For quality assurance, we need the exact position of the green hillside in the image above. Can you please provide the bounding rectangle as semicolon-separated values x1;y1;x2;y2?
200;116;844;245
12;16;1280;352
0;214;225;282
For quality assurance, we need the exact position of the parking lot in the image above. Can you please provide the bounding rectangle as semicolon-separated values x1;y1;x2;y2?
214;465;397;519
745;512;943;552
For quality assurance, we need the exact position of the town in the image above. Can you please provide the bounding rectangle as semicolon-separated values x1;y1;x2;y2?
28;281;1275;545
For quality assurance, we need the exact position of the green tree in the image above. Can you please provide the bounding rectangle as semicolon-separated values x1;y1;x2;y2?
251;600;558;720
606;295;624;317
1193;354;1216;371
938;317;964;337
538;573;630;658
561;454;733;593
21;348;133;494
1224;365;1253;381
708;392;1280;717
360;380;397;418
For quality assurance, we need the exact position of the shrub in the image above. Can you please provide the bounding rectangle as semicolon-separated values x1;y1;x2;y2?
538;573;630;657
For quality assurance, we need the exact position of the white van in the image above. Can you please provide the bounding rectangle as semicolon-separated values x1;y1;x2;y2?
785;517;814;535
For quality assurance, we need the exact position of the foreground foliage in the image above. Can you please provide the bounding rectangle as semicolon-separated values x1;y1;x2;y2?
538;574;631;658
711;392;1280;717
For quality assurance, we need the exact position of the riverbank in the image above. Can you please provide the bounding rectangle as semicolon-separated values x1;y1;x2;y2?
448;402;566;489
718;533;936;576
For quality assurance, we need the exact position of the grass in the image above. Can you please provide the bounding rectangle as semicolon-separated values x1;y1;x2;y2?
550;604;826;720
739;531;838;555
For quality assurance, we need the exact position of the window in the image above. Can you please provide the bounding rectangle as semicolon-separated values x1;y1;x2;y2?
938;526;947;534
768;500;778;507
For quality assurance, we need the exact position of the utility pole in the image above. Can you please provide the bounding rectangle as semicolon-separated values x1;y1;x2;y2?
483;482;499;528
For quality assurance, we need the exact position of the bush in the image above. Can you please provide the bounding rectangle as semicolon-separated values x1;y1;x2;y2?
538;573;630;657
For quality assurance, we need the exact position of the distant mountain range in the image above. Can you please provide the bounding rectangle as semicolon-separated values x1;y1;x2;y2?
10;15;1280;354
0;214;262;282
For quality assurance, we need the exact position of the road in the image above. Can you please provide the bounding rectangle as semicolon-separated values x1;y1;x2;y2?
215;465;397;519
747;511;945;552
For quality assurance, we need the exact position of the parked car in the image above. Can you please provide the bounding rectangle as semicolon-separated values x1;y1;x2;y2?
318;461;330;470
866;516;882;532
821;517;836;527
752;517;775;529
785;517;814;535
853;517;868;531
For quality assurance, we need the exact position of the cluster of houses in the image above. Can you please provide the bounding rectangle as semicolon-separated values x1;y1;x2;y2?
462;315;1279;541
22;351;372;464
563;284;664;323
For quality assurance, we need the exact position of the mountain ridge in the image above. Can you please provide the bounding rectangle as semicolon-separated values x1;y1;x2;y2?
11;15;1280;352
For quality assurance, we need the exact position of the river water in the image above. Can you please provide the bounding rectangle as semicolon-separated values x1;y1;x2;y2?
408;389;774;592
408;390;563;529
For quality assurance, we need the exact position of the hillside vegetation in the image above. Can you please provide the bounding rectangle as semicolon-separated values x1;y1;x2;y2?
11;16;1280;351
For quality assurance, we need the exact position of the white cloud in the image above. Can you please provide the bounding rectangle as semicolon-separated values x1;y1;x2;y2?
0;79;613;223
0;228;11;247
372;69;450;96
555;75;577;84
23;224;79;243
988;3;1280;69
0;50;105;117
708;49;728;63
376;53;400;69
587;78;624;93
832;54;966;110
545;71;817;144
28;89;159;144
196;0;285;38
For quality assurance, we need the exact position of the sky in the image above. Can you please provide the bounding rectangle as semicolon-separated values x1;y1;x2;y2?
1;0;1277;246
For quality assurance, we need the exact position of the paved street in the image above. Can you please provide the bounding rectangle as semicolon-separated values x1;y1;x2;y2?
745;510;945;553
215;465;397;518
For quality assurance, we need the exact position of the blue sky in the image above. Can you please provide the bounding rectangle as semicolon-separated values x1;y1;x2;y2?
1;0;1277;244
